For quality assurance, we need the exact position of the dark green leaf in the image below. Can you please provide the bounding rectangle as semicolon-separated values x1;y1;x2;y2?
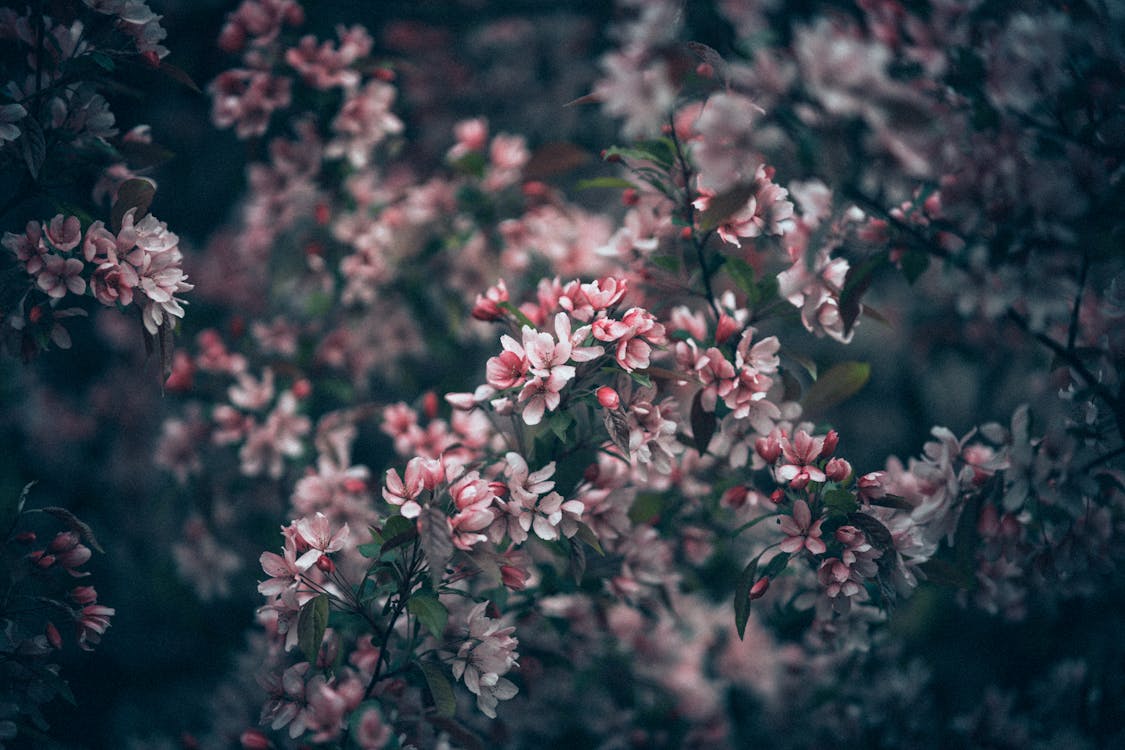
690;389;716;454
800;361;870;416
917;558;974;589
629;493;663;525
650;254;680;272
760;551;791;579
90;51;116;71
568;537;587;583
723;256;757;300
574;521;604;555
629;370;653;389
19;117;46;181
297;594;330;665
159;61;202;93
823;487;859;515
867;493;914;511
899;249;930;284
733;557;758;639
419;662;457;718
549;411;573;442
408;593;448;637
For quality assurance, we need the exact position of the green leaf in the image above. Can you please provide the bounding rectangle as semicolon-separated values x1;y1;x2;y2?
899;249;931;284
629;493;663;525
650;254;680;272
90;51;115;71
629;370;653;389
733;557;758;639
723;256;758;301
690;389;717;454
603;139;674;168
498;301;536;330
576;176;636;190
118;140;175;170
730;512;781;537
823;487;859;515
548;411;573;442
408;593;448;637
297;594;330;665
357;541;381;558
110;178;156;232
573;521;604;555
419;661;457;718
19;117;46;181
800;361;870;417
380;514;417;555
760;551;791;579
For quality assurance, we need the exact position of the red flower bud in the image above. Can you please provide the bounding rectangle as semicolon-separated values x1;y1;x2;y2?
46;621;62;650
749;577;770;600
292;379;312;399
422;391;439;420
342;477;367;494
825;457;852;482
695;62;714;78
15;531;36;544
316;554;335;574
818;430;839;459
769;489;785;504
622;188;639;206
715;313;740;345
596;386;621;410
28;305;44;323
374;67;396;82
680;226;693;240
721;485;749;509
500;564;529;591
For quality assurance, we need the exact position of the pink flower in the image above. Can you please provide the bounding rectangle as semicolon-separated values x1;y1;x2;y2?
452;602;520;718
36;254;86;298
75;603;115;651
44;214;82;252
777;499;827;555
776;430;828;488
486;337;529;390
294;512;351;568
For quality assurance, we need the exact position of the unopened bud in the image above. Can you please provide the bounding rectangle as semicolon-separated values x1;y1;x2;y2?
596;386;621;410
15;531;36;544
769;489;785;505
715;313;740;345
680;226;693;240
46;621;62;650
314;202;330;226
819;430;839;459
721;485;749;509
422;391;439;420
292;379;312;399
28;305;44;323
500;564;529;591
342;477;367;494
373;67;396;82
749;577;770;599
316;554;335;574
695;62;714;78
755;436;781;464
622;188;639;206
825;457;852;482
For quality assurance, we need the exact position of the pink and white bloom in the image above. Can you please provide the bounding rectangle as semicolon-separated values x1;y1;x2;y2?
777;499;827;555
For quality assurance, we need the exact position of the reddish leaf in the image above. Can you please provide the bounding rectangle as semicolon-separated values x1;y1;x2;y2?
111;178;156;232
523;142;591;181
159;61;202;93
418;506;453;587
